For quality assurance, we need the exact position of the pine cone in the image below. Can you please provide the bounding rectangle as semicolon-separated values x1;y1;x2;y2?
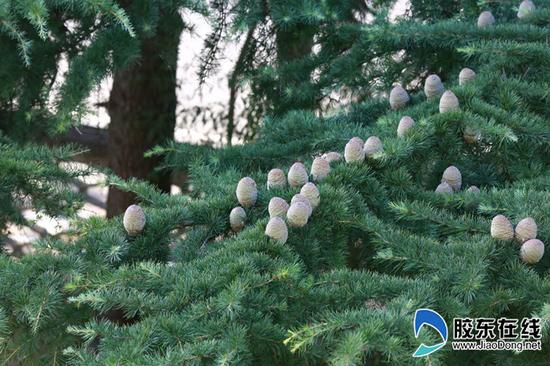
515;217;537;243
229;206;247;232
424;74;444;98
344;139;365;163
267;168;287;190
364;136;383;157
459;68;476;86
123;204;146;236
478;11;495;27
467;185;481;193
442;165;462;191
389;85;410;110
397;116;415;137
439;90;460;113
311;157;330;182
300;182;320;209
236;177;258;207
491;215;514;241
518;0;535;19
268;197;289;219
265;217;288;243
520;239;544;264
350;136;364;146
322;151;342;163
288;162;309;188
287;202;310;227
435;182;453;194
291;194;312;217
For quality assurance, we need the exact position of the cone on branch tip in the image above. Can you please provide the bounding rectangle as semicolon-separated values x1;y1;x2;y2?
288;162;308;188
397;116;415;137
520;239;544;264
291;194;312;217
287;202;310;227
344;139;365;163
311;157;330;182
300;182;320;209
424;74;444;98
123;204;146;236
267;168;286;190
268;197;289;219
236;177;258;207
322;151;341;163
265;217;288;243
389;85;410;110
478;11;495;27
515;217;537;243
435;182;453;194
439;90;459;113
229;207;247;232
364;136;383;157
459;68;476;85
350;136;364;146
491;215;514;241
442;165;462;191
518;0;535;19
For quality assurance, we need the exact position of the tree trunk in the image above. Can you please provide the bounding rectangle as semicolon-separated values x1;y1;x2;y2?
274;24;315;115
106;13;183;217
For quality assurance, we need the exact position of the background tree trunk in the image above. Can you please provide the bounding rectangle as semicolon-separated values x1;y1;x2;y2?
106;13;183;217
274;24;315;115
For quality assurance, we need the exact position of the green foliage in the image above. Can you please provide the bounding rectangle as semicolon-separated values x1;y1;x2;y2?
2;1;550;365
0;138;85;237
0;0;206;138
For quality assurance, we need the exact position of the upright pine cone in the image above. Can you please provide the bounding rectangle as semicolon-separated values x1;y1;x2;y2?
515;217;537;243
345;139;365;163
518;0;535;19
287;202;310;227
435;182;453;194
265;217;288;243
397;116;415;137
229;207;247;232
236;177;258;207
350;136;364;146
477;11;495;27
311;157;330;182
520;239;544;264
491;215;514;241
439;91;459;113
268;197;289;219
389;85;410;110
364;136;383;157
424;74;444;98
300;182;320;209
442;165;462;191
459;68;476;86
322;152;341;163
288;162;309;188
267;168;287;190
123;204;146;236
291;194;313;217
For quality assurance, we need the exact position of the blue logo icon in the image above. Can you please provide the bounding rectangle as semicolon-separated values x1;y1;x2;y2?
413;309;448;357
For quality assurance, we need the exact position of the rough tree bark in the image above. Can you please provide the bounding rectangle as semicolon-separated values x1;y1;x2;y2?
106;12;183;217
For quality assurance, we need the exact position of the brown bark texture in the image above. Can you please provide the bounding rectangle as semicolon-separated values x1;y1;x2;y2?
106;13;183;217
